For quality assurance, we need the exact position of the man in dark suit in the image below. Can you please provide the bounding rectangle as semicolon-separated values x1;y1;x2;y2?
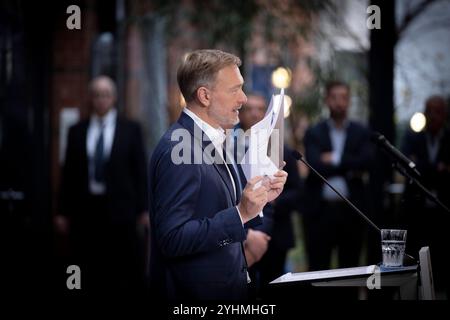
148;50;288;301
303;81;373;272
59;76;148;294
401;95;450;295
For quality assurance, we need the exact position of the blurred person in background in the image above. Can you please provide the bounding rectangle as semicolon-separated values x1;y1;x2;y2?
58;76;148;295
401;95;450;297
302;81;373;277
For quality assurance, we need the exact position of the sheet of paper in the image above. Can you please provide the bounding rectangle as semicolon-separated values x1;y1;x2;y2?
271;265;377;284
241;89;285;182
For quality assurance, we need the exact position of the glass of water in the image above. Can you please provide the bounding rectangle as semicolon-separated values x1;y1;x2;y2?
381;229;407;267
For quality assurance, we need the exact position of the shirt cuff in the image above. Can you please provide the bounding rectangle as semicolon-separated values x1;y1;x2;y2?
235;206;244;226
236;206;264;226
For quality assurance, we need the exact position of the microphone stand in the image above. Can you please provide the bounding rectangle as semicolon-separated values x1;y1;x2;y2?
392;161;450;215
292;151;380;233
292;151;418;265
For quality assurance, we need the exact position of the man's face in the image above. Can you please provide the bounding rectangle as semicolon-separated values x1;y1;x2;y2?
90;79;116;117
325;85;350;121
239;95;266;130
207;65;247;129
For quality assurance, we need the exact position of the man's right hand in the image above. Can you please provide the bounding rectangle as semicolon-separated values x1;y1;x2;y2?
237;176;268;224
320;151;334;164
244;229;271;267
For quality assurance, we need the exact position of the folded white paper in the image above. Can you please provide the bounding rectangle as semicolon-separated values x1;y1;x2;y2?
241;89;285;182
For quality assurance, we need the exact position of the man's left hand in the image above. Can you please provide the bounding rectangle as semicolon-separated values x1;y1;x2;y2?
267;170;288;202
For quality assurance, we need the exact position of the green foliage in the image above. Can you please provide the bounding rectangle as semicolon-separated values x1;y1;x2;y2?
189;0;258;49
151;0;331;54
295;88;322;120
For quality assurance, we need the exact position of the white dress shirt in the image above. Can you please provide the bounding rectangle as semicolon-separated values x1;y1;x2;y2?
322;119;350;200
87;108;117;195
183;108;244;223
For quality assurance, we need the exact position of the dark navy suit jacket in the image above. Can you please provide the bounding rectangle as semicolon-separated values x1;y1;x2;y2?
401;128;450;207
148;112;251;301
61;116;147;224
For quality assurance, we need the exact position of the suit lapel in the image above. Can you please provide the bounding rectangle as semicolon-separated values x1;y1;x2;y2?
321;121;333;151
342;122;353;154
79;120;89;168
109;117;121;165
178;112;236;204
213;155;237;205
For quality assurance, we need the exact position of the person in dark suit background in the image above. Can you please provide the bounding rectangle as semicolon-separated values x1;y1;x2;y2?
148;50;288;301
58;76;148;295
401;95;450;296
236;93;303;298
303;81;373;273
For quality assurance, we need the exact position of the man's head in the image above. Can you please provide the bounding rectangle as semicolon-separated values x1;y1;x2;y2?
239;93;267;131
89;76;117;117
425;95;448;135
324;81;350;123
177;49;247;129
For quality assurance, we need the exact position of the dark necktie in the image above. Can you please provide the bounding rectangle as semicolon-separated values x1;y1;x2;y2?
94;122;105;183
223;144;243;204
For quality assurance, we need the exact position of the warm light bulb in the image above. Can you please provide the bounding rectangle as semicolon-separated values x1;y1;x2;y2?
271;67;292;89
410;112;426;132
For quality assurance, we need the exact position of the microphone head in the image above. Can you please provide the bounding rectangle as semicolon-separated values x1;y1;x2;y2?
371;132;386;144
291;150;303;161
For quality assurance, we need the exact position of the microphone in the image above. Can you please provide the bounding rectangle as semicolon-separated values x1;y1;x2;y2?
291;150;380;233
371;132;421;177
291;150;419;265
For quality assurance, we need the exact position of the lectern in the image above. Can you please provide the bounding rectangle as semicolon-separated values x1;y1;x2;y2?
269;247;435;300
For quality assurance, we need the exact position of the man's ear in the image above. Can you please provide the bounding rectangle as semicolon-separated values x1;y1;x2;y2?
196;87;211;107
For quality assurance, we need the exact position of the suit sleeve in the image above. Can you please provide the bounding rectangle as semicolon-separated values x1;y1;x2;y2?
273;151;303;217
304;127;341;177
340;127;373;172
151;148;247;258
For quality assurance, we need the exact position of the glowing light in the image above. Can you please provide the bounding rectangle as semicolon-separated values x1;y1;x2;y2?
410;112;426;132
271;67;292;89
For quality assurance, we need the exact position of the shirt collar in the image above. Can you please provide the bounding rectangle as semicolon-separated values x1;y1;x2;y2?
91;108;117;127
327;118;349;131
183;108;226;145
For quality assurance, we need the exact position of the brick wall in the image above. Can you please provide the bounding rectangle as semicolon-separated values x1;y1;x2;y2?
50;0;98;215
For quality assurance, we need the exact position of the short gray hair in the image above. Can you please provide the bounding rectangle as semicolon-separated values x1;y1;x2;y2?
177;49;241;103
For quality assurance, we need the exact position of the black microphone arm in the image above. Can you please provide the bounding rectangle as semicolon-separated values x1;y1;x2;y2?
371;132;421;178
291;150;380;234
371;133;450;215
